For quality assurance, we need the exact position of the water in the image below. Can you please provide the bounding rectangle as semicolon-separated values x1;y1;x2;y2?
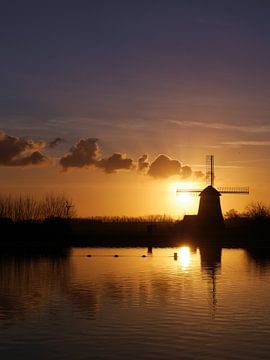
1;246;270;359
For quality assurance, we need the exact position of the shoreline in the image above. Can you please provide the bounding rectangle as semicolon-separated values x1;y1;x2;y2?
1;217;270;249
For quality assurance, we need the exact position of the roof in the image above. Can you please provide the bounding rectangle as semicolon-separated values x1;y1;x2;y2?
199;185;221;197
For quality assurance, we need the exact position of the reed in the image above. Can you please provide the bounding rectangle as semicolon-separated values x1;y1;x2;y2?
0;194;75;222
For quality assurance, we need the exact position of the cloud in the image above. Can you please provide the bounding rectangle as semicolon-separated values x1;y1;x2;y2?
181;165;192;179
97;153;133;173
0;131;201;180
0;130;50;167
59;138;133;173
12;151;50;167
147;154;197;179
148;155;181;178
48;137;65;148
59;138;197;179
138;154;149;171
222;140;270;147
193;170;204;179
170;120;270;134
59;138;100;170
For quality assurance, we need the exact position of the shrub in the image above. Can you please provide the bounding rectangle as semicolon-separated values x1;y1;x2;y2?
245;202;270;220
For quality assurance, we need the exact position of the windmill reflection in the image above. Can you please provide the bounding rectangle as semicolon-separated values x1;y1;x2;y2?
199;245;222;317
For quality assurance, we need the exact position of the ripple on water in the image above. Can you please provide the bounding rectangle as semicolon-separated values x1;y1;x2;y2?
1;247;270;360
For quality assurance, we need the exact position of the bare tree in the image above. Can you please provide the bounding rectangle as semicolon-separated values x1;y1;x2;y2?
224;209;240;219
245;202;270;220
40;194;76;219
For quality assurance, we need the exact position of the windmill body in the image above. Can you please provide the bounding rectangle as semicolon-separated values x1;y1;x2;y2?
197;186;223;227
177;155;249;229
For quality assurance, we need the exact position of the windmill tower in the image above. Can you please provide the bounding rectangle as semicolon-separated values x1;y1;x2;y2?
177;155;249;228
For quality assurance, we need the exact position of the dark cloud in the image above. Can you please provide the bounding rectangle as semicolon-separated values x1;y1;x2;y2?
59;138;196;179
138;154;149;171
60;138;133;174
194;170;204;179
12;151;50;167
181;165;192;179
148;155;181;178
97;153;133;173
147;155;196;179
0;130;50;167
59;138;100;170
48;137;65;148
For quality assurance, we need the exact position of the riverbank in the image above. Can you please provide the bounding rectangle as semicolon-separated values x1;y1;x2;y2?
1;217;270;248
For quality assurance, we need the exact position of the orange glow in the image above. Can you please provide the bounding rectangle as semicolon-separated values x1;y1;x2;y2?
168;181;202;218
178;192;192;204
178;246;191;269
0;164;256;218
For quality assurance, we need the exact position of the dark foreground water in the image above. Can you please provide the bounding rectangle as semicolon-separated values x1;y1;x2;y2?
1;246;270;359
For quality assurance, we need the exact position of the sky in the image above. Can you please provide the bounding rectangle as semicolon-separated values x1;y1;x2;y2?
1;0;270;217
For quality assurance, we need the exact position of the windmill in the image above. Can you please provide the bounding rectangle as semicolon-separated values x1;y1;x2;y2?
177;155;249;227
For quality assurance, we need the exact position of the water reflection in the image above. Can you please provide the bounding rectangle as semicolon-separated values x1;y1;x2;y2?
67;284;100;318
1;244;270;324
246;247;270;273
1;246;270;359
178;246;191;269
0;249;70;321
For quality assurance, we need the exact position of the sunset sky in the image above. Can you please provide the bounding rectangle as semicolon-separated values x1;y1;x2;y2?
1;0;270;217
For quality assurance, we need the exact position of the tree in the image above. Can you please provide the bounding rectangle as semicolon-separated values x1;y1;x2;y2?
224;209;240;219
245;202;270;220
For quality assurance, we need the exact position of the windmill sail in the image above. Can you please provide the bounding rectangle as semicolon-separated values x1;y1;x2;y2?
176;155;249;195
217;187;249;194
176;155;249;228
206;155;214;186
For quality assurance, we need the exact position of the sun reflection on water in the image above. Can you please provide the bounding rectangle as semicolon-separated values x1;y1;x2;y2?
178;246;191;269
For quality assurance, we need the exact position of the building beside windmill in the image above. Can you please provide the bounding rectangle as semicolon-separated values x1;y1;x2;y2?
178;155;249;231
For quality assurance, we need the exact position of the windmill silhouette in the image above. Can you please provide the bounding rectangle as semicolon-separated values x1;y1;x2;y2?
177;155;249;227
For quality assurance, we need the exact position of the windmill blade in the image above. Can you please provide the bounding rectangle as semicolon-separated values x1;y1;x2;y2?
206;155;214;186
176;189;202;193
217;186;249;194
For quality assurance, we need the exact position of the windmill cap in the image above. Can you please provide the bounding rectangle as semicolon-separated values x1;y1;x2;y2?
199;185;221;197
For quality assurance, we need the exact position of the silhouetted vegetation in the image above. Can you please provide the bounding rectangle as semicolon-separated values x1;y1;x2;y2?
85;214;174;223
224;208;241;219
225;202;270;229
1;195;270;248
0;194;75;246
0;194;75;221
244;202;270;220
225;202;270;221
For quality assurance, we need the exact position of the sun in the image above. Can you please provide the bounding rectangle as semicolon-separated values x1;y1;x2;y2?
169;181;195;205
168;181;202;217
178;192;192;205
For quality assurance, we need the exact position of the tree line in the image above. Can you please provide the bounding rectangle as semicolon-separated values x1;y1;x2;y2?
225;202;270;221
